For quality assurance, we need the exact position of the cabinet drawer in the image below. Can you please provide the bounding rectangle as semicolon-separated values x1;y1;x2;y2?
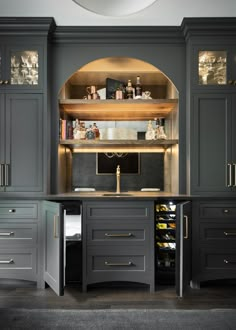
0;248;37;281
84;201;153;221
0;203;38;220
0;223;37;246
200;204;236;219
201;248;236;271
87;246;147;277
87;223;149;244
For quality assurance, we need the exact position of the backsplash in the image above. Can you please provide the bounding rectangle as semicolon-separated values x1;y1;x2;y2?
72;153;164;191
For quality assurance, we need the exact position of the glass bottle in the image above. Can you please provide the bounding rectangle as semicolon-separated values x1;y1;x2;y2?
125;79;133;99
85;125;95;140
145;120;155;140
135;75;142;99
79;121;86;140
92;123;100;139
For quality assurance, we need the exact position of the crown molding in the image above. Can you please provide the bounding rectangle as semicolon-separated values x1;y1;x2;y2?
181;17;236;40
0;17;56;37
52;26;185;45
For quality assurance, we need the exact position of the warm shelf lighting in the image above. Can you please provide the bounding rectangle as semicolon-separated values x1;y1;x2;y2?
72;147;166;153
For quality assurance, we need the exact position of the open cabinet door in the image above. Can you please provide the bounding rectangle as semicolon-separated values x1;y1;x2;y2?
176;201;191;298
42;201;64;296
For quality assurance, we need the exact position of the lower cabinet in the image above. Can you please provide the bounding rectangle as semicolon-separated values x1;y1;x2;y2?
0;201;42;287
42;199;192;297
192;201;236;287
83;201;155;292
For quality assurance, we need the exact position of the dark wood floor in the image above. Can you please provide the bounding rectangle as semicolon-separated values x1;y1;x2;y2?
0;279;236;310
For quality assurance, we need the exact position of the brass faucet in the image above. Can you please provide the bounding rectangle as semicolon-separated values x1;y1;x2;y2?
116;165;121;194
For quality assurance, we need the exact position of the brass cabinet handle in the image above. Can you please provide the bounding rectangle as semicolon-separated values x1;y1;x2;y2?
0;232;14;236
227;163;232;187
105;233;133;238
0;258;14;264
4;164;9;186
0;164;4;186
233;163;236;187
184;215;189;239
224;259;236;264
105;261;132;267
53;215;59;238
224;231;236;236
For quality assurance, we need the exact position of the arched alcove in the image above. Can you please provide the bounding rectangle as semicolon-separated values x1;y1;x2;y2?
59;56;178;100
58;56;179;194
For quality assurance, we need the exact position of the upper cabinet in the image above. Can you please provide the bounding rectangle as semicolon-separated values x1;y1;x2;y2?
0;18;55;196
193;45;236;89
0;43;43;90
183;18;236;196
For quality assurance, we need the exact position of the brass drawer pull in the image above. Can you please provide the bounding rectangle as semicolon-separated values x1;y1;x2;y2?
0;232;14;236
105;261;132;267
224;231;236;236
8;209;16;213
224;259;236;264
0;258;14;264
105;233;132;238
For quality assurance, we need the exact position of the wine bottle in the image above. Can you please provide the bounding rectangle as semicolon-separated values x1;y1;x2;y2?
135;75;142;99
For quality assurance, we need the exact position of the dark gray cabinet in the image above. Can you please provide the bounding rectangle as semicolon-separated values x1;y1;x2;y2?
0;18;55;196
191;93;236;194
0;93;44;193
192;201;236;287
184;18;236;195
0;201;42;287
83;201;155;292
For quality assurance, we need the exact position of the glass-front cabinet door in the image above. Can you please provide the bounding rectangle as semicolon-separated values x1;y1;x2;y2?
194;45;236;88
10;50;39;86
0;44;43;90
198;50;227;85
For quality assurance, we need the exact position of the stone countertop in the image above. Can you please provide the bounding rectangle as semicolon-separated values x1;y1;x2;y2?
0;192;235;201
45;191;191;201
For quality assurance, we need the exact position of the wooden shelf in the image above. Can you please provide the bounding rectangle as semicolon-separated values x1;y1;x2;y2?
60;139;178;152
59;99;178;121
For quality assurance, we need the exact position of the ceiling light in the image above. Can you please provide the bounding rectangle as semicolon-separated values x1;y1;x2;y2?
72;0;158;17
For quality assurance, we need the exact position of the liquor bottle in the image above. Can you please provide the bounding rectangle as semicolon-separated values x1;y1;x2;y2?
135;75;142;99
79;121;86;140
125;79;133;99
92;123;100;139
85;125;95;140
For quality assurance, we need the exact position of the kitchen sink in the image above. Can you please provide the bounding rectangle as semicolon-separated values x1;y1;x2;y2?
102;193;133;197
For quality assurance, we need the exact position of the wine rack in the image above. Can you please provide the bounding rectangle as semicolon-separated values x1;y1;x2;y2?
155;202;176;284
